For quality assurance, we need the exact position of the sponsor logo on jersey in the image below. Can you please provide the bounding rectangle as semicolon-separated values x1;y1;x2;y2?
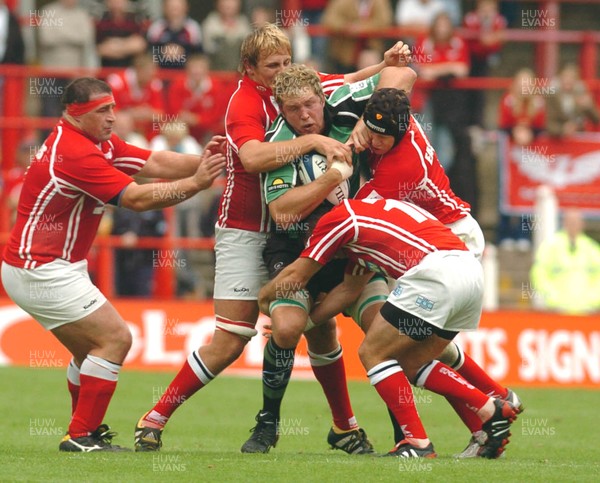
267;178;291;193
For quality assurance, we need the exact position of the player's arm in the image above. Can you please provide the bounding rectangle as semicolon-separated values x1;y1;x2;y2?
343;41;412;84
239;135;352;174
119;150;225;211
378;65;418;93
347;66;417;152
309;271;374;324
258;257;323;315
138;135;226;179
269;165;349;228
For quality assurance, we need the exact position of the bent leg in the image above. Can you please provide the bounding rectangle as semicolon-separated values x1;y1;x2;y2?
52;300;132;437
144;299;258;429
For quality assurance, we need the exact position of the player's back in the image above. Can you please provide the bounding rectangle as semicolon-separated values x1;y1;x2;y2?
219;76;279;232
305;198;467;279
356;115;470;224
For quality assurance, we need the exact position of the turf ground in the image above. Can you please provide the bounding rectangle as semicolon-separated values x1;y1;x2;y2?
1;366;598;482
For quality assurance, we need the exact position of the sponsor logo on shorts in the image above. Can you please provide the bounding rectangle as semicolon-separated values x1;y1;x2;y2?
415;295;435;311
392;285;403;297
83;298;98;310
233;287;250;293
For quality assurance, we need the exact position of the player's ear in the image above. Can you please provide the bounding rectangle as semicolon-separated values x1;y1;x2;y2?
243;59;254;77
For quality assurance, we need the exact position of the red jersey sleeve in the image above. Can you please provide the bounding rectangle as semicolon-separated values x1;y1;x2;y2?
110;134;152;175
318;72;345;97
53;152;134;204
226;93;270;151
301;203;355;265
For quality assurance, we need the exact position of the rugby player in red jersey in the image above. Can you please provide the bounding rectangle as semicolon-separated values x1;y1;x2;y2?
354;88;523;457
259;198;519;458
1;77;226;452
135;23;416;453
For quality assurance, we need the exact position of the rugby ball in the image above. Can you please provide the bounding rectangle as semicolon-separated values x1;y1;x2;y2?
297;153;350;205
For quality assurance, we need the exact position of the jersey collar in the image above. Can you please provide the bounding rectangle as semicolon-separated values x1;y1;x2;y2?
60;118;103;145
243;74;273;100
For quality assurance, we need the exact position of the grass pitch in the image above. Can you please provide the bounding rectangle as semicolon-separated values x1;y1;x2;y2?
1;366;598;482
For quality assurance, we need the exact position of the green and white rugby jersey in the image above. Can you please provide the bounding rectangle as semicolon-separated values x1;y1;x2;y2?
263;73;380;206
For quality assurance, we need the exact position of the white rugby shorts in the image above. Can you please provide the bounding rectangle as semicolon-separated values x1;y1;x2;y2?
1;259;107;330
213;226;269;300
386;250;484;332
446;214;485;260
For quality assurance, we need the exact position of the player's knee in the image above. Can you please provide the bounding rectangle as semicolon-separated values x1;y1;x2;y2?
210;329;250;363
103;324;132;362
305;318;338;353
222;342;246;364
273;326;302;349
307;317;336;339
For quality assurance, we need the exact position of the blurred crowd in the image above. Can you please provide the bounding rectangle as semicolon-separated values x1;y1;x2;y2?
1;0;599;310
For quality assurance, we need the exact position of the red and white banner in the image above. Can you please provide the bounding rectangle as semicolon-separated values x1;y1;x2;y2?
0;299;598;388
499;133;600;215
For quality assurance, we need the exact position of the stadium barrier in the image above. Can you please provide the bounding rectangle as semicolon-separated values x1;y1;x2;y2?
1;299;597;389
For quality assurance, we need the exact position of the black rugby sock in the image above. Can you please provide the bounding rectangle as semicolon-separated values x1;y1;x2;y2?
261;338;295;420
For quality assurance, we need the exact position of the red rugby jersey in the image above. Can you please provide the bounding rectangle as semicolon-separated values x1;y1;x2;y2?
301;198;467;279
3;120;151;269
218;72;344;232
415;34;470;66
354;115;470;224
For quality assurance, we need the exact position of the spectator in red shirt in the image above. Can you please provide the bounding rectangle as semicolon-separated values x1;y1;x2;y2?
497;68;546;249
107;52;165;140
95;0;148;68
463;0;507;128
499;67;546;146
166;54;231;144
414;12;477;212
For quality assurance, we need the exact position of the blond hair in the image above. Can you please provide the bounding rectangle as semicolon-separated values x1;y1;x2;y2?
238;23;292;74
273;64;324;107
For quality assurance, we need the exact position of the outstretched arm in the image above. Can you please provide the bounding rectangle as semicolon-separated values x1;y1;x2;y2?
139;135;226;179
347;65;417;152
119;149;225;212
343;41;412;84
